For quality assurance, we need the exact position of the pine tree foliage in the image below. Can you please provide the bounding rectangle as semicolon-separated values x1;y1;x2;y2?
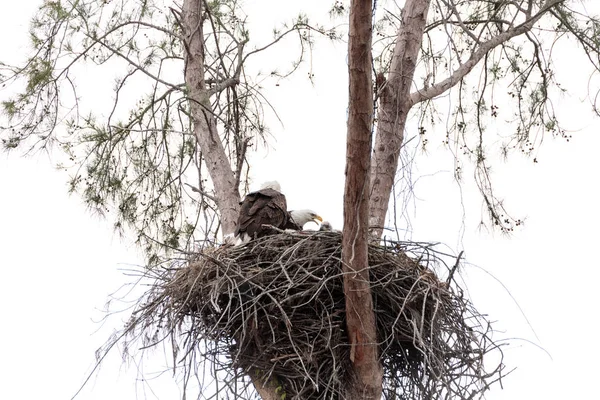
4;1;600;399
0;0;338;263
369;0;600;233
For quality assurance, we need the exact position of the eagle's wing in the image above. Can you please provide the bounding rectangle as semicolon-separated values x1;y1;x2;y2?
282;213;302;230
235;188;289;239
235;192;262;236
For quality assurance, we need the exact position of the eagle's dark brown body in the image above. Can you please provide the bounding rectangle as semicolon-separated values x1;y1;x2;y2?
234;188;298;241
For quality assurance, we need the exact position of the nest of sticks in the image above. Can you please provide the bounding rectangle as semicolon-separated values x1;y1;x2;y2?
120;231;505;399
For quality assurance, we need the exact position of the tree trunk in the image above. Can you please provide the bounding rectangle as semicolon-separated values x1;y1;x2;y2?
182;0;241;235
368;0;430;238
182;4;283;398
342;0;383;398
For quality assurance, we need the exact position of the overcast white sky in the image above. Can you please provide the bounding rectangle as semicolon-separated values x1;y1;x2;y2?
1;1;600;399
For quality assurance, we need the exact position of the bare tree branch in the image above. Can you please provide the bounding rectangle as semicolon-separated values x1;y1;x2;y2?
411;0;566;104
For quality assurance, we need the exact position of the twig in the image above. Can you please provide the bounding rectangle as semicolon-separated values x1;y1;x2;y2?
447;250;464;285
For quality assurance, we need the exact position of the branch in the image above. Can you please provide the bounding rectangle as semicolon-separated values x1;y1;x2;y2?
81;31;181;91
446;250;464;285
549;6;600;69
53;10;182;83
411;0;565;104
184;183;217;202
241;23;312;64
204;1;246;96
441;0;481;44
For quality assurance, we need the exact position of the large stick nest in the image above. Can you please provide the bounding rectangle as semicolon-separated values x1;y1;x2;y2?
120;231;505;399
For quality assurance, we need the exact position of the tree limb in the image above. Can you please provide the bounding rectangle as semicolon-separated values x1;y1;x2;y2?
369;0;431;238
368;0;565;237
411;0;566;104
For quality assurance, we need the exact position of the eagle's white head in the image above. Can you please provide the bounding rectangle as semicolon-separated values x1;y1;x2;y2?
289;209;323;228
260;180;282;192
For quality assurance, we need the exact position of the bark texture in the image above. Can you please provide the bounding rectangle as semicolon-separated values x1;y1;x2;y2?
182;0;240;235
368;0;562;237
183;1;282;397
368;0;431;238
342;0;383;398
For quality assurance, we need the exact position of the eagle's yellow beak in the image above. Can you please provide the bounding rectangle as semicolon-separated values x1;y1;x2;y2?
314;215;323;223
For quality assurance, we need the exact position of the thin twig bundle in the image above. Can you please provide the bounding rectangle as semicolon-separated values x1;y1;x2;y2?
118;231;505;399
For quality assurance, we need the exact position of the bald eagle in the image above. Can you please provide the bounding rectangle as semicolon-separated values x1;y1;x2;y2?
287;209;323;230
234;182;322;245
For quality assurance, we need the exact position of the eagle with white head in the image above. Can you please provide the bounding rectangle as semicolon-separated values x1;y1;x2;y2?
234;181;322;245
